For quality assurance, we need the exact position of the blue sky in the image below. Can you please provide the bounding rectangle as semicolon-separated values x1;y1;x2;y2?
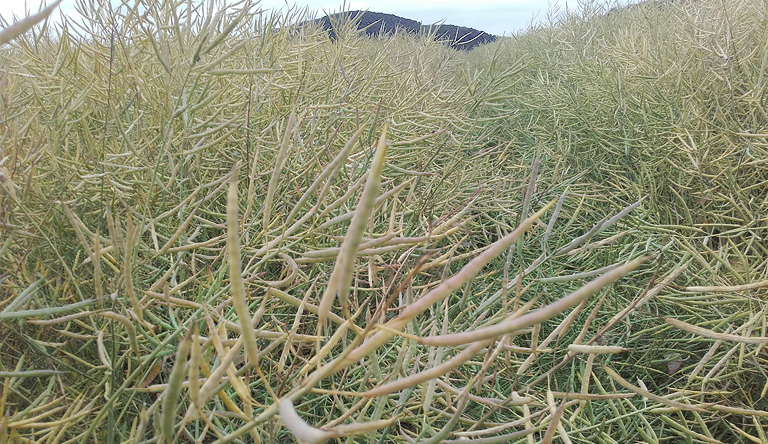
0;1;613;36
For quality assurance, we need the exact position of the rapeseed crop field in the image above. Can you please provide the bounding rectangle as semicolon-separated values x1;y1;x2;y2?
1;0;767;442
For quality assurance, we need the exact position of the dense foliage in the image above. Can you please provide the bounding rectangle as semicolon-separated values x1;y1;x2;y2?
1;0;766;442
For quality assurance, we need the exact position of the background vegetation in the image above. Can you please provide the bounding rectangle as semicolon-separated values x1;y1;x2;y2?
1;0;767;442
313;10;497;50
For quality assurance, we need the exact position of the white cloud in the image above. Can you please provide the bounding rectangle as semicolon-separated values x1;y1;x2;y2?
258;0;566;35
1;0;571;36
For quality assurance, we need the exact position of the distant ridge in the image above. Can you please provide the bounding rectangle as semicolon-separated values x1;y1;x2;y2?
311;10;497;51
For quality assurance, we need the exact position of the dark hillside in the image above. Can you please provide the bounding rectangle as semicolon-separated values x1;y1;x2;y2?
313;10;497;50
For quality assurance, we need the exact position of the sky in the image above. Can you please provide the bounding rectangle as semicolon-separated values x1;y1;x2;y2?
0;0;582;36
